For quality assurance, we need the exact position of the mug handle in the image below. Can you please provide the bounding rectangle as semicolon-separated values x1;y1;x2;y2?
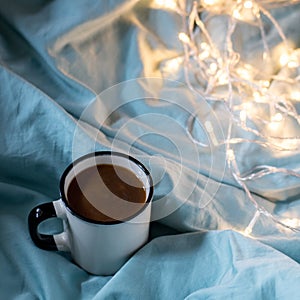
28;199;70;251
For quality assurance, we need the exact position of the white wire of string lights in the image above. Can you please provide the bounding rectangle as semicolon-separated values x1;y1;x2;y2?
153;0;300;235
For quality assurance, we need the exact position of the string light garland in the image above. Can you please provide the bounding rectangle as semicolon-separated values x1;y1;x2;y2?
154;0;300;235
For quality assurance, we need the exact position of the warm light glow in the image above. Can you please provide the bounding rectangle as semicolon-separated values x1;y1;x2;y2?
243;0;253;9
239;102;253;122
243;102;252;110
163;57;182;74
200;42;210;51
287;52;299;68
178;32;190;44
153;0;177;10
159;0;300;233
279;52;290;67
268;121;281;132
253;91;261;101
259;80;270;88
202;0;217;6
217;71;229;85
271;113;283;122
198;42;211;60
232;8;241;20
198;51;210;60
282;218;300;228
232;1;259;22
253;92;267;103
268;113;283;131
240;110;247;122
279;139;300;150
288;60;299;68
208;62;218;75
237;65;254;80
291;90;300;101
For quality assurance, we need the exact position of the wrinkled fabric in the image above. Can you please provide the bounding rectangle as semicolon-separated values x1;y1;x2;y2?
1;1;300;299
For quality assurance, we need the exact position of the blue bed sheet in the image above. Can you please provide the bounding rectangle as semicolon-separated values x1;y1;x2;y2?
1;1;300;299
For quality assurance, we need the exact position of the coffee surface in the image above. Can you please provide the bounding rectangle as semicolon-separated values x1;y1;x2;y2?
67;164;146;222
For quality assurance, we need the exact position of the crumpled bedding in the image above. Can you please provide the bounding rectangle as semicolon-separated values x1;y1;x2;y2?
1;1;300;299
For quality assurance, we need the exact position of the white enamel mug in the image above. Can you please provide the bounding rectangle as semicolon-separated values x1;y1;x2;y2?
28;151;153;275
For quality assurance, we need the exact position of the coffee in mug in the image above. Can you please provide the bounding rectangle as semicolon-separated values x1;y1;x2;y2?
67;164;147;222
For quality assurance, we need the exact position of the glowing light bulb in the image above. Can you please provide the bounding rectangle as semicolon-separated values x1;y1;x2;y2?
291;90;300;101
287;52;299;68
243;102;252;111
271;113;283;122
240;102;253;122
200;42;209;51
178;32;190;44
163;57;182;73
253;91;267;103
259;80;270;88
199;42;211;60
199;51;210;60
232;9;241;20
240;110;247;122
279;52;290;67
232;1;259;22
268;113;283;132
263;52;268;60
217;71;229;85
280;139;300;150
253;91;261;101
153;0;177;9
202;0;217;6
237;65;253;80
243;1;253;9
268;123;280;131
283;218;300;228
288;60;299;68
208;62;218;75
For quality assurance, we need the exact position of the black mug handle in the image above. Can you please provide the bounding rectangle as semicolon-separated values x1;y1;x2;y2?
28;199;69;251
